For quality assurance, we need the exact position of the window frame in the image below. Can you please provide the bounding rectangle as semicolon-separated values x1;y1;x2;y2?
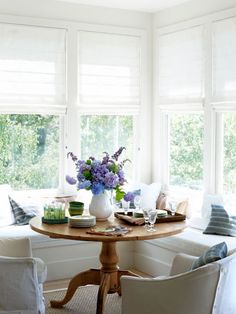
0;14;148;194
74;24;148;184
154;7;236;200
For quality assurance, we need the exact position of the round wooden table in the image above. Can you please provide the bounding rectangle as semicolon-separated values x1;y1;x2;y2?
30;216;186;314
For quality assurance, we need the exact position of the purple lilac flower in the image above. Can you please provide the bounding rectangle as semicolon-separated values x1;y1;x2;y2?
78;160;91;172
67;147;128;198
78;180;91;189
92;183;105;195
67;152;78;162
77;172;85;181
118;169;125;185
112;147;125;161
66;175;77;185
102;152;110;164
124;192;135;202
92;163;108;183
104;172;119;189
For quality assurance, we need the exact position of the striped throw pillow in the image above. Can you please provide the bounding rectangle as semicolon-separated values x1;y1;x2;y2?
9;197;35;225
192;241;228;270
203;204;236;237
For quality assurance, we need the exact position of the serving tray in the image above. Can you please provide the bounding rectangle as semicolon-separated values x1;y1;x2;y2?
156;210;186;223
114;210;186;225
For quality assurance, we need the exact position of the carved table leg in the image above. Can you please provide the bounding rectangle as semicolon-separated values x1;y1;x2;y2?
96;273;111;314
50;269;100;308
50;241;139;313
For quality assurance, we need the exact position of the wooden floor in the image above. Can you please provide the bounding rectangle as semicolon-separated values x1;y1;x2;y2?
44;268;151;291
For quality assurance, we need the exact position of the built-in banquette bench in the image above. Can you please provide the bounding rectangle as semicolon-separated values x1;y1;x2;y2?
0;224;133;281
0;184;133;281
134;225;236;277
1;183;236;281
134;192;236;276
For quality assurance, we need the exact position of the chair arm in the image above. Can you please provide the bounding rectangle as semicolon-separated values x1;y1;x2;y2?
0;237;32;257
170;253;198;275
0;256;42;313
35;257;47;284
121;263;220;314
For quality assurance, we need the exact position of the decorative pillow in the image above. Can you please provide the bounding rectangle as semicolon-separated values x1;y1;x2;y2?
140;182;161;209
191;242;228;270
156;192;167;210
176;199;189;216
201;194;224;219
203;205;236;237
9;197;36;225
0;184;15;227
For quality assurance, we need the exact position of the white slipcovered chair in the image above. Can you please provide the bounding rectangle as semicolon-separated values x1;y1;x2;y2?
121;252;236;314
0;237;47;314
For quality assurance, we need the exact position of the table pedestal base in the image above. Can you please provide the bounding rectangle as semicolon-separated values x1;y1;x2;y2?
50;242;138;314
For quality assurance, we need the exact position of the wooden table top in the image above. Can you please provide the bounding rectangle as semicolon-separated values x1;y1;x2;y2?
30;215;186;243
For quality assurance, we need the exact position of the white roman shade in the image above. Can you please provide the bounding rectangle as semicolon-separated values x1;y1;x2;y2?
78;31;141;114
0;23;66;114
212;17;236;99
158;26;203;101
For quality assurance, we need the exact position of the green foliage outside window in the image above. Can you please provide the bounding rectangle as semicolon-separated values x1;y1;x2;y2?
80;115;134;179
0;114;59;190
224;113;236;193
169;114;204;189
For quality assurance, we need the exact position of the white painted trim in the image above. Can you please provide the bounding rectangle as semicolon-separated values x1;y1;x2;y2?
156;7;236;35
0;12;148;192
157;103;203;112
0;13;147;35
215;113;224;194
154;6;236;196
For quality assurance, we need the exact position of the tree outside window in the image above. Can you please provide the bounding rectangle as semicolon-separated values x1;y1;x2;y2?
0;114;60;190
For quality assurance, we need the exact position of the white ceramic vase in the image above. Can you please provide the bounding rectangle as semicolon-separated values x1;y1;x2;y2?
89;190;113;221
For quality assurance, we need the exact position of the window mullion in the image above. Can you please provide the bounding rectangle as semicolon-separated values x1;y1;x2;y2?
64;26;79;194
215;112;224;194
203;21;215;194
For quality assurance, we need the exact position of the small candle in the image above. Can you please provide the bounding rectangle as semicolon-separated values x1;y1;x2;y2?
44;202;65;220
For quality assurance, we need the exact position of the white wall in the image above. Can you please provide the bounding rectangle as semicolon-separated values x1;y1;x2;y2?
0;0;151;28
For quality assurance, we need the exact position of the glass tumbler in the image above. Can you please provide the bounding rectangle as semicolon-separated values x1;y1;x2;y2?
142;208;152;229
147;210;158;232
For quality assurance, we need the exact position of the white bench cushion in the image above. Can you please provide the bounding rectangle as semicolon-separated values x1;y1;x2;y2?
149;227;236;256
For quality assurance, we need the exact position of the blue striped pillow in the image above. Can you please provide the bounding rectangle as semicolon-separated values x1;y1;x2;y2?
192;242;228;270
203;204;236;236
9;197;35;225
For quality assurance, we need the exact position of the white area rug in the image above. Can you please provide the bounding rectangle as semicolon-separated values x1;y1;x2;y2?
44;285;121;314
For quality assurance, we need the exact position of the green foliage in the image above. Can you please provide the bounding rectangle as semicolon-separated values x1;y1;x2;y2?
115;186;125;201
0;114;59;190
224;113;236;193
80;115;133;179
169;114;204;189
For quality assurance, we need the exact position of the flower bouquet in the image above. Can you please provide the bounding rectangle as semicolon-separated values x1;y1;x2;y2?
66;147;132;202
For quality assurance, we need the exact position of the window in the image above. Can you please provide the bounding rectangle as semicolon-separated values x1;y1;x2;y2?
80;115;134;178
0;23;66;191
78;30;141;180
212;17;236;99
158;26;203;100
223;113;236;194
0;23;66;113
156;12;236;217
212;17;236;197
157;25;204;200
0;114;60;190
169;113;204;189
